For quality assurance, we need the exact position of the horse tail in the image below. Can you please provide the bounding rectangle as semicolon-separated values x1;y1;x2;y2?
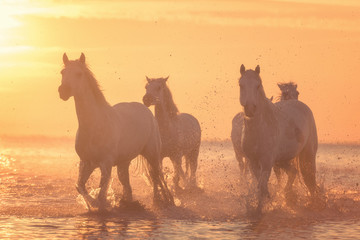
135;155;153;186
298;109;319;197
141;153;175;205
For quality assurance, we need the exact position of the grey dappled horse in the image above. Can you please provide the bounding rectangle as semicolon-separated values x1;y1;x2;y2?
143;77;201;192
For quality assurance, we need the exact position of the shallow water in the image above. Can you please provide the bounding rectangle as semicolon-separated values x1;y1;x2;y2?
0;136;359;239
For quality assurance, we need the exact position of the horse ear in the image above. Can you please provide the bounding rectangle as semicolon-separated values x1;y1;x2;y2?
79;53;85;64
63;53;69;65
277;83;283;90
255;65;260;74
164;76;169;82
269;96;274;102
295;84;298;90
146;76;151;82
240;64;245;75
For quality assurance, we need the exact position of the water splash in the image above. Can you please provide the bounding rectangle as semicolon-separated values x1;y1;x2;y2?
76;179;117;211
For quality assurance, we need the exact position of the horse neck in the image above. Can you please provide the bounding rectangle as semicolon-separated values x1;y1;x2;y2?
244;90;277;130
154;87;178;129
154;103;175;131
74;82;112;129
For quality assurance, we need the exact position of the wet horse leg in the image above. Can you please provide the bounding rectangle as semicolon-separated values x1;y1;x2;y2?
185;148;199;188
248;159;261;183
273;165;282;184
234;148;245;176
76;160;96;208
98;162;112;211
171;155;185;192
257;158;272;212
284;159;297;204
117;162;133;202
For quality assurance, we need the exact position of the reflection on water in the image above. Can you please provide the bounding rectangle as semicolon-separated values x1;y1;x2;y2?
0;136;359;239
0;216;359;239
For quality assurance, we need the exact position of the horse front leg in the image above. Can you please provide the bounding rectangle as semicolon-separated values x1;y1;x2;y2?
98;162;112;211
76;160;96;209
257;158;272;213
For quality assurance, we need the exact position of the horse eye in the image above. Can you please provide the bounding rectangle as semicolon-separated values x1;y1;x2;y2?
60;70;64;75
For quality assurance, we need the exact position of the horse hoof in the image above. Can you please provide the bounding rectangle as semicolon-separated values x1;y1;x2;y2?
76;185;87;195
174;186;185;195
153;197;174;208
118;199;145;211
309;193;327;210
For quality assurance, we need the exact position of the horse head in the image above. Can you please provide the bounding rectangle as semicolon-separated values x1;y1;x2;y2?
239;64;263;118
58;53;86;101
142;76;169;107
277;82;299;100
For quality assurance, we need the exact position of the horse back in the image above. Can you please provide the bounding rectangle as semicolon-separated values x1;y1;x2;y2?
275;100;318;159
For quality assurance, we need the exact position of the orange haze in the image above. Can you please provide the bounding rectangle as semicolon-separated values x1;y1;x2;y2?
0;0;359;143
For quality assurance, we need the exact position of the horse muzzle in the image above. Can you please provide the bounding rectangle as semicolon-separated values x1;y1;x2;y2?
244;104;256;118
58;84;72;101
142;95;154;107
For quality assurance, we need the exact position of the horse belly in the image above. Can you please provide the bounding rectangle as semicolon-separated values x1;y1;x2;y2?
113;102;158;161
75;139;117;166
276;101;314;162
178;114;201;152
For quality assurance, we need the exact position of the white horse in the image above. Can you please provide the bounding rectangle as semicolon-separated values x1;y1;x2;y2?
231;83;299;179
238;64;319;212
58;53;174;211
142;77;201;192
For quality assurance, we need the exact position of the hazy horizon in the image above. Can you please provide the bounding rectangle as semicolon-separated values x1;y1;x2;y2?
0;0;359;143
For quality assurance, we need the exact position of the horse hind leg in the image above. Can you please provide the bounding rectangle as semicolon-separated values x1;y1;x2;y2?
273;165;282;185
185;147;199;189
171;155;185;193
234;148;245;176
148;158;174;206
283;159;298;205
299;146;322;203
117;162;133;202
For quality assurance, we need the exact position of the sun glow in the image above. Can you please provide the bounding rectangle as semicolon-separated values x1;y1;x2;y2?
0;5;21;45
0;0;359;142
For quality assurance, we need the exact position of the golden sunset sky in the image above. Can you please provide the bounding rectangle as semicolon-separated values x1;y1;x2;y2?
0;0;359;143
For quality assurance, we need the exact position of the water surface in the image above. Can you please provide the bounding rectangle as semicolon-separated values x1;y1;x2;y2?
0;136;359;239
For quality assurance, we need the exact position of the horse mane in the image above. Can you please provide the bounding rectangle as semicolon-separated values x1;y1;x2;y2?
162;83;179;118
276;82;298;101
82;63;110;106
258;80;267;99
257;74;278;125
